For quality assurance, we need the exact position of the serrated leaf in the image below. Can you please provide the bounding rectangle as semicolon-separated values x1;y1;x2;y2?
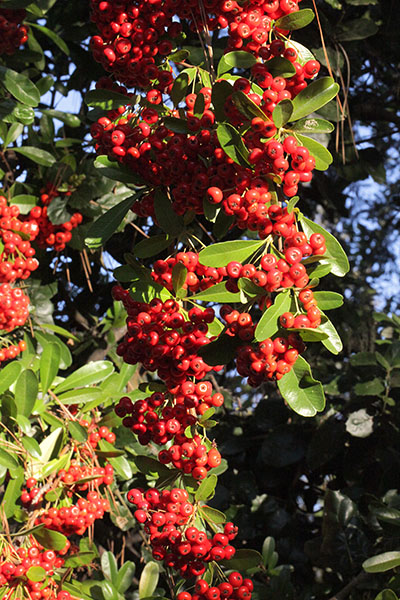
277;356;325;416
199;239;264;267
255;292;291;341
291;77;340;122
0;66;40;107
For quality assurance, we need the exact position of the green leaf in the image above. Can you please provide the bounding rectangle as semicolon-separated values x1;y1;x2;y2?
85;195;137;249
58;388;104;405
293;327;328;342
191;281;241;303
277;356;325;416
222;549;262;571
168;49;190;62
15;369;38;418
195;474;218;502
237;277;266;299
299;216;349;277
319;312;343;354
115;562;136;594
290;117;334;133
64;552;97;568
354;378;385;396
14;146;56;167
46;196;70;226
40;343;60;391
41;453;70;479
133;456;172;477
262;536;275;565
198;334;242;367
295;134;333;171
3;123;24;148
2;467;24;518
39;323;79;342
32;528;68;551
0;66;40;107
193;93;205;118
170;72;190;106
199;239;264;267
290;77;340;122
313;291;343;310
28;22;69;55
198;505;226;524
336;18;379;41
9;194;37;214
172;262;187;296
41;109;80;128
212;80;234;122
21;436;42;459
375;591;398;600
162;116;189;134
154;189;184;236
107;454;132;480
0;361;22;394
55;361;114;394
134;234;171;259
26;566;47;582
272;99;293;127
363;552;400;573
139;562;159;599
0;448;19;469
255;292;291;341
217;123;250;167
85;89;130;110
0;100;35;125
265;57;296;78
38;427;63;464
101;552;119;583
67;422;88;443
275;8;315;30
231;90;268;121
217;51;257;76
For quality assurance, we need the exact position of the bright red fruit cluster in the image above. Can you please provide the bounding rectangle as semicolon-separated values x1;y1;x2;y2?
0;7;28;55
127;487;238;577
0;542;69;600
177;572;254;600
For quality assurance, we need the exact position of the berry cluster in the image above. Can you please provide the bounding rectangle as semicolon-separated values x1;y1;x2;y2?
177;572;254;600
113;290;222;386
0;337;26;363
0;542;69;600
151;252;225;295
127;487;238;577
26;183;83;252
0;284;30;333
0;6;28;55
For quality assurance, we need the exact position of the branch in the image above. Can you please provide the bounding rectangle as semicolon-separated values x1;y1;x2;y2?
328;571;370;600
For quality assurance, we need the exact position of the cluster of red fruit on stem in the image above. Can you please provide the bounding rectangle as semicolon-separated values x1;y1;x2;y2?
177;572;254;600
127;487;238;578
0;542;71;600
0;6;28;55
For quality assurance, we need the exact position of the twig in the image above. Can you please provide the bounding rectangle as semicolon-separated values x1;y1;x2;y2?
328;571;370;600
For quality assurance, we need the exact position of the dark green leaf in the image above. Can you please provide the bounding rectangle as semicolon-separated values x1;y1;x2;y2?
266;57;296;78
162;116;189;134
354;378;385;396
94;155;144;185
168;49;190;62
15;369;38;418
133;456;171;477
221;549;262;571
2;467;24;518
40;343;60;391
199;239;264;267
198;505;226;524
336;18;379;42
193;93;205;118
13;146;56;166
217;51;257;76
319;312;343;354
41;109;80;128
198;334;241;367
237;277;266;298
0;66;40;106
39;323;79;342
28;23;69;55
217;123;250;166
0;361;22;394
154;189;184;236
170;72;190;106
255;292;291;341
46;196;71;225
291;77;340;122
363;552;400;573
172;262;187;296
33;528;68;551
275;8;315;30
85;195;137;249
231;90;268;121
299;216;349;277
212;80;233;122
85;89;130;110
277;356;325;416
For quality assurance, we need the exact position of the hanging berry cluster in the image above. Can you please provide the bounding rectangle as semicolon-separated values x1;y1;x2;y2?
88;0;345;595
0;5;28;55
